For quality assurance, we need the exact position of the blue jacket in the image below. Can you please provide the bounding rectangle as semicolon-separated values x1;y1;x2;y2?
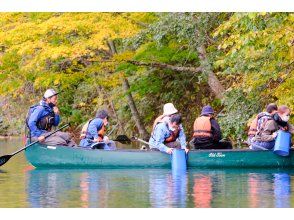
149;122;187;153
79;118;104;147
28;100;60;137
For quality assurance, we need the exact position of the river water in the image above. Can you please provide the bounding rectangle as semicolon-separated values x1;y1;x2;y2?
1;138;294;208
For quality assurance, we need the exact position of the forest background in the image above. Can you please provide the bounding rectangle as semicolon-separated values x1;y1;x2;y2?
0;12;293;146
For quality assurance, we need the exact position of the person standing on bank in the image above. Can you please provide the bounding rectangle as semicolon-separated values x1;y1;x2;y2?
27;89;77;147
189;105;232;149
79;109;116;150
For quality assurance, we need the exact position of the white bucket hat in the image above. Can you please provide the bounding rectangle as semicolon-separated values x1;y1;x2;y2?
43;89;59;99
163;103;178;116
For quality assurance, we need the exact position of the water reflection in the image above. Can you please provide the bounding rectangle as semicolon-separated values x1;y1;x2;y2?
274;173;291;208
24;168;294;208
2;139;294;208
193;175;212;208
148;170;188;208
248;173;275;208
171;170;188;208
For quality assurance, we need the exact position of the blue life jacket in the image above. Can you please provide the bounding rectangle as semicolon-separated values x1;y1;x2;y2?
25;101;56;137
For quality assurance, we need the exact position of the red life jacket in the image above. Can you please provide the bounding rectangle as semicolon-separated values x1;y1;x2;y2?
164;125;180;143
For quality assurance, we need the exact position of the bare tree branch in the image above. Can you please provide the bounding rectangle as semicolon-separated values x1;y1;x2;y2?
127;60;203;74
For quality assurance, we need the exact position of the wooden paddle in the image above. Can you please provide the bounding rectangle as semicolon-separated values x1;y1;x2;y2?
0;124;69;167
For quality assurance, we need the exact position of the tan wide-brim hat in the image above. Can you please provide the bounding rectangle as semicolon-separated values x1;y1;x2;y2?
163;103;178;116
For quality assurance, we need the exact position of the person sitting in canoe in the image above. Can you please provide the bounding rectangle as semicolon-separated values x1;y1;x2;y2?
26;89;77;147
152;103;179;130
149;114;189;154
251;105;294;150
189;105;232;150
247;103;278;146
79;109;116;150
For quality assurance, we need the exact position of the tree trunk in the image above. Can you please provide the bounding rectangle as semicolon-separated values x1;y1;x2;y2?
197;45;225;99
107;40;117;54
98;85;126;134
122;77;150;140
107;39;149;139
109;99;126;134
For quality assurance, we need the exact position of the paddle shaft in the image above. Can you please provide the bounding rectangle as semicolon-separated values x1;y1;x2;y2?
133;137;156;149
106;123;118;137
11;124;69;156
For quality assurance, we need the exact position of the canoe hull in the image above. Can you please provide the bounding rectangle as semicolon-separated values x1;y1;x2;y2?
25;144;171;168
25;144;294;169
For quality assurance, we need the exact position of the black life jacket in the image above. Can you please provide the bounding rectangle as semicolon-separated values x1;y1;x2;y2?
37;111;55;130
273;113;288;129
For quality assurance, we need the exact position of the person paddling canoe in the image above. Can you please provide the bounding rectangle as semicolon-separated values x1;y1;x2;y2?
149;114;189;154
79;109;116;150
26;89;77;147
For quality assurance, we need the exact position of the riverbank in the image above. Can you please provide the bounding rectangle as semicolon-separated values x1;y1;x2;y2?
0;135;22;140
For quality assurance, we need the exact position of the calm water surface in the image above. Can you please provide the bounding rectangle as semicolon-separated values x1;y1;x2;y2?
1;139;294;208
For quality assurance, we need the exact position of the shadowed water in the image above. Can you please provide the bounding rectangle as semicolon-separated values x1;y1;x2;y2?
1;139;294;208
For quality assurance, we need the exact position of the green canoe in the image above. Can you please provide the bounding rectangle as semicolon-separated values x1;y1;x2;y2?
25;143;294;169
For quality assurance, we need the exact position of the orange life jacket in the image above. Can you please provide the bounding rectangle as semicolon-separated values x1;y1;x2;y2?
152;115;165;130
193;116;212;138
248;116;258;136
98;124;106;138
80;119;106;140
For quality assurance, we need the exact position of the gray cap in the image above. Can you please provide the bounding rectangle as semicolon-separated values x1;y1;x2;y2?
43;89;59;99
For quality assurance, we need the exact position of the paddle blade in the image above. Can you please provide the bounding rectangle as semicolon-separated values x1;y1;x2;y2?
114;135;131;144
0;155;12;167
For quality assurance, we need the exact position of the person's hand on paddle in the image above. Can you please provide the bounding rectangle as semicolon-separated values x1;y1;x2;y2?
103;136;110;144
166;147;174;154
53;106;60;115
38;135;45;142
184;148;189;154
94;136;104;142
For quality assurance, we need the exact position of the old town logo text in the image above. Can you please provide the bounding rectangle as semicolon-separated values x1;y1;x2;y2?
208;153;226;158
